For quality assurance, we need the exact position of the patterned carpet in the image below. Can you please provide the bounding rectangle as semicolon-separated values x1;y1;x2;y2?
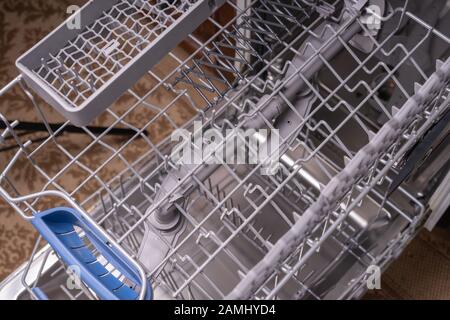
0;0;449;299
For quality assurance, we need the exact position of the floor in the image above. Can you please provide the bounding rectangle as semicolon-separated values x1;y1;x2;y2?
0;0;449;299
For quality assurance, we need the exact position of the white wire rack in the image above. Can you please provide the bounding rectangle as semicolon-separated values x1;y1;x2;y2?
16;0;227;126
34;0;197;107
0;0;449;300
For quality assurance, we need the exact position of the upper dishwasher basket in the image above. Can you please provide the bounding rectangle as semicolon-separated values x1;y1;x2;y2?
0;0;449;300
16;0;225;126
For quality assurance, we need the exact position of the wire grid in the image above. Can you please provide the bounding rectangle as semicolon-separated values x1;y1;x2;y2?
0;0;449;300
172;0;314;106
33;0;196;108
226;13;450;299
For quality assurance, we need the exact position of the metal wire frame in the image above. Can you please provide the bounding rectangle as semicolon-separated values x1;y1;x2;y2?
0;0;449;300
0;0;332;225
0;0;323;299
225;6;450;298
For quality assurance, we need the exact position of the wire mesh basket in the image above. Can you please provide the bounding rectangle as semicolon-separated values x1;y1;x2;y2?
16;0;226;126
0;0;449;300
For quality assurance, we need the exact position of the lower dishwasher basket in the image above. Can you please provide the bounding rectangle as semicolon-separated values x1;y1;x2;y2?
0;0;449;300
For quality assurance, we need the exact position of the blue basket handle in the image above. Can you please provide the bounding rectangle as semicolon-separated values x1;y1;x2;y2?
30;207;152;300
31;287;49;300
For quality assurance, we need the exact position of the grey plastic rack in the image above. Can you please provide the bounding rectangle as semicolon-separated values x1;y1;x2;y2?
16;0;224;126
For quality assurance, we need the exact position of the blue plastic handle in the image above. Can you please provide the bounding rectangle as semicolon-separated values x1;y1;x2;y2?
31;287;49;300
30;207;152;300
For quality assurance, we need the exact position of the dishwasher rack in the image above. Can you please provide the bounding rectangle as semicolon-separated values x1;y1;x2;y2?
16;0;226;126
0;0;449;300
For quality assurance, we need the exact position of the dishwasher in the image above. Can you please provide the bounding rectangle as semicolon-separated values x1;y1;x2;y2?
0;0;449;300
